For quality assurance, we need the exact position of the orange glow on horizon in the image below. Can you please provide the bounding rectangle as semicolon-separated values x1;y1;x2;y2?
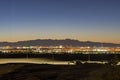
0;37;119;44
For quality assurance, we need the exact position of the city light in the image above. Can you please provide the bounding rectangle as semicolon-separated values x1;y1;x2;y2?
0;45;120;54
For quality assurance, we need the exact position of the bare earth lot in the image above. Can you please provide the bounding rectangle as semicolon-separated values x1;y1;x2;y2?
0;63;120;80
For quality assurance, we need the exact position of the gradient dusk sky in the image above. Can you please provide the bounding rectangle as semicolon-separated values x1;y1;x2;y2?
0;0;120;43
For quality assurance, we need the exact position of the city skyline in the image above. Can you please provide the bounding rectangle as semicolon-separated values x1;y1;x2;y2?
0;0;120;43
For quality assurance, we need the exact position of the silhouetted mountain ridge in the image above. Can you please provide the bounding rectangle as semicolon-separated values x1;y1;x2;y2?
0;39;120;47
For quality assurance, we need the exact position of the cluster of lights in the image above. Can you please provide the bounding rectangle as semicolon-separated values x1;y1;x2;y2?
0;46;120;53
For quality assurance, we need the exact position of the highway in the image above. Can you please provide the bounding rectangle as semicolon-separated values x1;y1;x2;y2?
0;58;114;65
0;58;74;65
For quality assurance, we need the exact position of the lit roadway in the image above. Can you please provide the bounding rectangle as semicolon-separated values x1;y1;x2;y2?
0;58;120;65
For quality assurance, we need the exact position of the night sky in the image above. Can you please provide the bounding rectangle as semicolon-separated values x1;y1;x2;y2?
0;0;120;43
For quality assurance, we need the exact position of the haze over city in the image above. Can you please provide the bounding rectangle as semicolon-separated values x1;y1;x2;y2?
0;0;120;43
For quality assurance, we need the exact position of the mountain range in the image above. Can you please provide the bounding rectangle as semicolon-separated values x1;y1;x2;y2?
0;39;120;47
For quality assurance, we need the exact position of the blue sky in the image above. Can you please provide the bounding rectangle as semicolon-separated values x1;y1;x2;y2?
0;0;120;43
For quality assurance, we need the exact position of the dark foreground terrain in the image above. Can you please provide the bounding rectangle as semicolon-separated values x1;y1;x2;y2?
1;53;120;61
0;63;120;80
